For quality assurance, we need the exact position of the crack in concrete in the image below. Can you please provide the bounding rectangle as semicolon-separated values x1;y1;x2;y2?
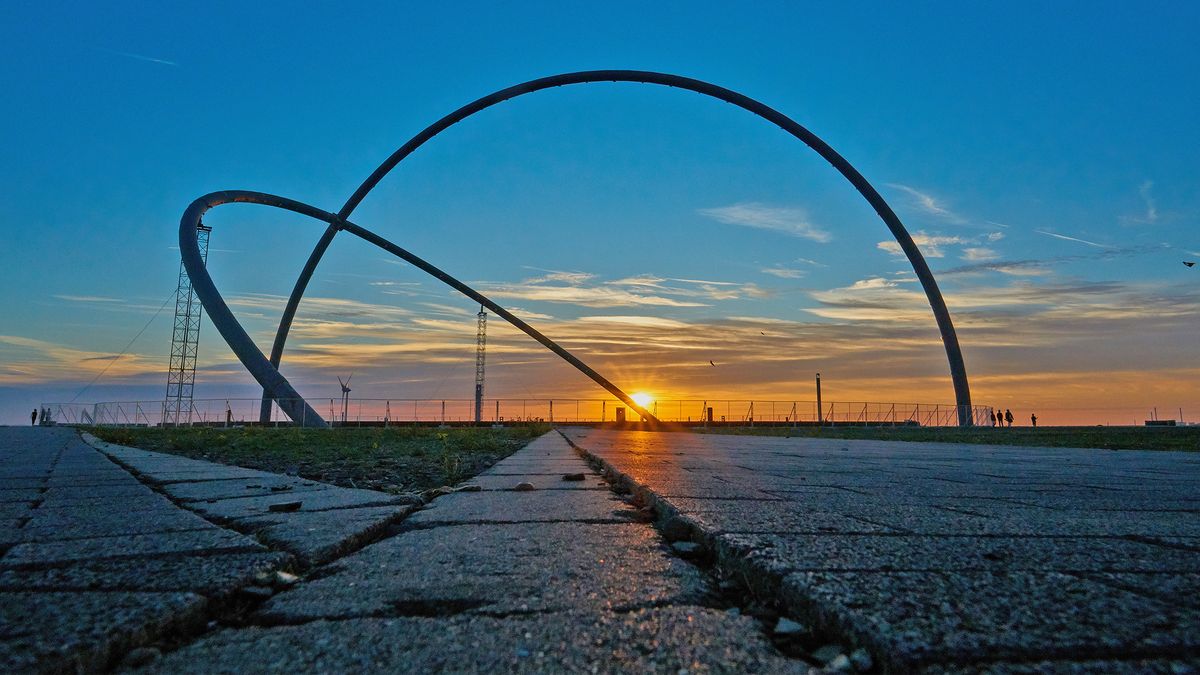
557;430;812;667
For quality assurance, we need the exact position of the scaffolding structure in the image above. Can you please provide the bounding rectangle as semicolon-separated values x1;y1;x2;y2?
163;223;211;425
474;307;486;422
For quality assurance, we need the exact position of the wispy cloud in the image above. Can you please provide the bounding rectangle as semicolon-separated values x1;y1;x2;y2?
885;184;968;225
877;232;970;258
761;267;807;279
478;272;774;309
938;243;1162;277
961;247;999;262
97;47;178;67
1034;229;1114;249
53;295;123;303
697;203;832;243
1127;180;1159;225
0;335;160;384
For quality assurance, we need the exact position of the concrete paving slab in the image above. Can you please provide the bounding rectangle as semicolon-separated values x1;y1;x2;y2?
1143;536;1200;551
0;552;289;595
781;569;1200;669
136;468;286;484
44;476;145;489
0;478;46;489
184;486;408;520
33;493;179;513
661;497;906;535
145;607;801;674
42;484;156;500
258;522;707;621
928;657;1200;674
19;508;215;542
162;476;328;502
843;503;1200;537
0;503;33;520
1075;571;1200;605
1;528;265;567
463;472;607;491
0;591;206;674
480;459;600;475
716;533;1200;576
234;504;415;567
0;489;41;503
404;489;636;526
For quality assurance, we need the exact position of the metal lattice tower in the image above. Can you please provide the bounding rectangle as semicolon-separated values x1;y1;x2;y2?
474;306;486;423
164;223;211;425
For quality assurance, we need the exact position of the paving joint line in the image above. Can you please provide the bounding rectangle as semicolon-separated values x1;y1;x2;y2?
555;431;821;667
396;516;642;532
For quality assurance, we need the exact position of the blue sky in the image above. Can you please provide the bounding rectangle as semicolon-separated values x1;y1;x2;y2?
0;2;1197;425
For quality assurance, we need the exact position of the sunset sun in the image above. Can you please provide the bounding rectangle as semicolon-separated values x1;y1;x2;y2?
631;392;654;408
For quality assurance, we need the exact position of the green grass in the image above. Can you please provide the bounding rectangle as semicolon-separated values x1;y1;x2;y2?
695;425;1200;452
88;424;552;493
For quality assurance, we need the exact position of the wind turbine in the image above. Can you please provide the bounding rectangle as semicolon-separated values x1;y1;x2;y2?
337;374;352;424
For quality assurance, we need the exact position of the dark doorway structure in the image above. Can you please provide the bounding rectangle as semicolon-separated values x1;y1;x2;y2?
178;70;974;427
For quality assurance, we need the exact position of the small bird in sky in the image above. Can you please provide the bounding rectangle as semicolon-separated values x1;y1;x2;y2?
760;331;766;335
709;360;717;367
1185;261;1196;267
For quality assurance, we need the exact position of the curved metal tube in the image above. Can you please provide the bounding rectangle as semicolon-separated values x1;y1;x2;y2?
262;70;974;425
182;190;659;427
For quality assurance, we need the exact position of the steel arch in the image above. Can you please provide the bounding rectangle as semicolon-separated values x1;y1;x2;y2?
254;70;974;426
180;190;661;426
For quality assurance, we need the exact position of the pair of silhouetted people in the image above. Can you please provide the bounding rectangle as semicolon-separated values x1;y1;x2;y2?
992;408;1037;427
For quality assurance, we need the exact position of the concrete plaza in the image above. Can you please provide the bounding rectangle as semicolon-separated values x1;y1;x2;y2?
1;426;1197;673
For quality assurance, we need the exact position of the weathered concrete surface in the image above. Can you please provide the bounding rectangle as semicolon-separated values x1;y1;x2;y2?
145;607;802;674
234;504;415;567
86;433;419;566
151;432;800;673
404;489;635;526
256;522;708;621
0;427;430;673
0;427;290;673
0;591;207;674
3;428;806;673
0;551;289;594
565;428;1200;673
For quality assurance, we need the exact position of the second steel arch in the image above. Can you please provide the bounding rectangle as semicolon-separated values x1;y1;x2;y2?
262;70;975;426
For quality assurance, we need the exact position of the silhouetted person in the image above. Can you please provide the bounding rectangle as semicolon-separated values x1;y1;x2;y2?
1031;413;1038;427
1004;409;1014;427
989;410;997;427
31;409;37;426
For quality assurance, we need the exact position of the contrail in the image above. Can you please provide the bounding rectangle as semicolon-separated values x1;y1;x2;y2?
98;47;178;67
1034;229;1113;249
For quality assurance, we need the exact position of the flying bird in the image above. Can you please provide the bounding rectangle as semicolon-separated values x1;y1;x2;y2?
1185;261;1196;267
760;331;766;335
709;360;717;367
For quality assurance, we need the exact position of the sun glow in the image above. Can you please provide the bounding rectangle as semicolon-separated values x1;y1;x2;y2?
630;392;654;408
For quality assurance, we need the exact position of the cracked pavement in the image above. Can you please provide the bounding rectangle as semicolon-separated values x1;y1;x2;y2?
7;425;1197;673
0;428;798;673
563;428;1200;673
